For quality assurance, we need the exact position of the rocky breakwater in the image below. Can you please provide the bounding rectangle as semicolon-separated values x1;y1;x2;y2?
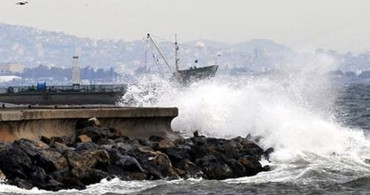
0;124;273;191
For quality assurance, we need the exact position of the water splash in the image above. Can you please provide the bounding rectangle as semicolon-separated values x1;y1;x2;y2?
120;53;370;159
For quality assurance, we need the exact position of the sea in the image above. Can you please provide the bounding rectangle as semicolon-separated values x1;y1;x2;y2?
2;55;370;194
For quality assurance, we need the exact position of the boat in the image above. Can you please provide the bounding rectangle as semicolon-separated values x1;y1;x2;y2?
146;33;218;84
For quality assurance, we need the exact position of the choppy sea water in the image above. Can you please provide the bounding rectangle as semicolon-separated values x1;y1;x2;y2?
3;59;370;194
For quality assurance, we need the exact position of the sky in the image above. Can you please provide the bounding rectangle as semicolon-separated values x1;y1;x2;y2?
0;0;370;52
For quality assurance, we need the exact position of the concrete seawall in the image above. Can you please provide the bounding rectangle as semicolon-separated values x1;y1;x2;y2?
0;106;180;142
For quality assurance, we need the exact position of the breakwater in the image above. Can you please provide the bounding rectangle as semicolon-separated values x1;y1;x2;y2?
0;128;272;191
0;106;180;142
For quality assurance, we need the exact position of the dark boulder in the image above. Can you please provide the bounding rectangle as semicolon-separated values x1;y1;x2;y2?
114;155;145;172
37;148;69;173
195;155;233;179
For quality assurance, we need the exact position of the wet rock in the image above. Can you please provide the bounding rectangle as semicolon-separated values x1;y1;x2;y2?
238;157;264;176
134;147;176;179
37;148;68;173
79;149;110;169
226;159;246;177
114;155;144;172
109;128;124;138
97;138;116;146
14;139;40;158
124;172;147;180
263;147;274;162
64;150;87;177
195;155;233;180
0;143;33;180
0;129;272;191
88;117;101;127
80;168;108;185
160;146;190;164
116;142;133;155
50;136;75;146
174;159;201;178
51;142;72;153
158;139;175;149
76;127;113;142
77;134;92;143
40;136;51;145
0;169;6;180
9;178;33;190
76;118;98;129
75;142;99;151
114;136;131;143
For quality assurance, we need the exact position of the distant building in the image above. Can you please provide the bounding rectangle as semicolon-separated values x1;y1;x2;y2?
0;63;25;73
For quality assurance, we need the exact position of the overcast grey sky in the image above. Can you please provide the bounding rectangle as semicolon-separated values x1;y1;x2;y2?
0;0;369;52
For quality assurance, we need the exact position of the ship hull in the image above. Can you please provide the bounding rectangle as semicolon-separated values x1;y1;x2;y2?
176;65;218;84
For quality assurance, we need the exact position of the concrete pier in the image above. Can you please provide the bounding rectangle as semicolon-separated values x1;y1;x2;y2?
0;106;180;142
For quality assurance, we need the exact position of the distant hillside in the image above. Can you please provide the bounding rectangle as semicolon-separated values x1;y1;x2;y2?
0;22;296;74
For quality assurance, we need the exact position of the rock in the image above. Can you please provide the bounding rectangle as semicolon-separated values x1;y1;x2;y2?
75;118;98;129
109;128;124;138
226;159;246;177
158;139;175;149
97;138;116;146
40;136;51;145
0;142;7;158
80;168;108;185
116;142;133;155
114;136;131;143
238;157;263;176
263;147;274;162
88;117;101;127
149;135;164;142
0;129;272;191
37;148;69;173
174;159;200;178
51;142;72;153
114;155;145;172
9;178;33;190
0;143;33;180
77;135;92;143
0;169;6;180
124;172;147;180
76;127;113;142
75;142;99;151
50;136;75;146
160;146;190;164
13;139;40;158
79;149;110;169
134;147;176;179
64;150;87;178
191;136;207;146
195;155;233;179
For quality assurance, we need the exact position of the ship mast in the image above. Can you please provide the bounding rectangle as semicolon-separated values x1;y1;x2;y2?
146;33;173;73
174;34;179;72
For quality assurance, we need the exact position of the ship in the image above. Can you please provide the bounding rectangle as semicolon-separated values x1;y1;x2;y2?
146;33;218;84
0;56;126;105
